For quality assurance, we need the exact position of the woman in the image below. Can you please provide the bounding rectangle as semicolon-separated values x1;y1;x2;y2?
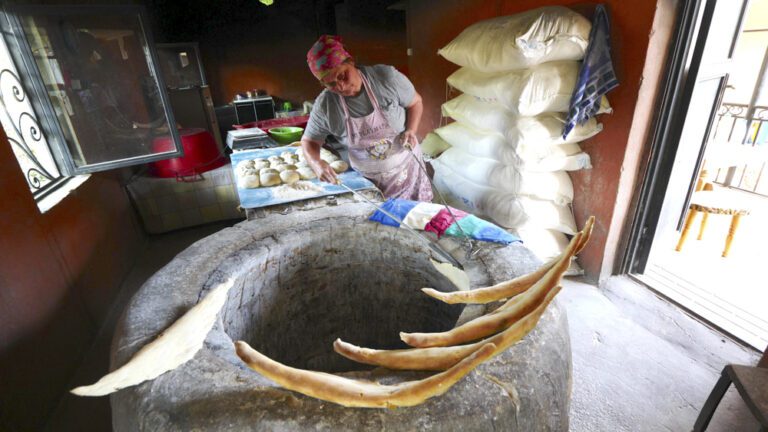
301;35;433;202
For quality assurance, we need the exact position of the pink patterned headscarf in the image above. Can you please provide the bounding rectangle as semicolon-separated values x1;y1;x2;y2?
306;35;352;80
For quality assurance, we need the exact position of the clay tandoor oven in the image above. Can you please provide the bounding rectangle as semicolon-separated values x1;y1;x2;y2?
111;200;572;431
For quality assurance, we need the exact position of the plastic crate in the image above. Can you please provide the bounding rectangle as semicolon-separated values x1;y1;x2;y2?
127;163;243;234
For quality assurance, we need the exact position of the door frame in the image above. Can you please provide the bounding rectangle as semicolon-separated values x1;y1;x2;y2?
623;0;736;274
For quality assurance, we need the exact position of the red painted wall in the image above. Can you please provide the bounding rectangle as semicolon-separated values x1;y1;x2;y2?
0;127;145;430
406;0;660;281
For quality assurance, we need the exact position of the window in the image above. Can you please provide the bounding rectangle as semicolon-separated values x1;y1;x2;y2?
0;5;182;206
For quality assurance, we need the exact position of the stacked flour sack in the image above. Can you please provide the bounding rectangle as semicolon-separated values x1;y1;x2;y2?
423;6;610;272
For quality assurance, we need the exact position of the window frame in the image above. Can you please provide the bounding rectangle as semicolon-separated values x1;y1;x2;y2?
0;4;183;177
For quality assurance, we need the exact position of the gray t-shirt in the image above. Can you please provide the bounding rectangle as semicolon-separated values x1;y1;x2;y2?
303;65;416;146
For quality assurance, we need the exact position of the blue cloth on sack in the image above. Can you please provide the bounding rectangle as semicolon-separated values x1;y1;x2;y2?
367;198;418;227
563;4;619;139
444;215;521;245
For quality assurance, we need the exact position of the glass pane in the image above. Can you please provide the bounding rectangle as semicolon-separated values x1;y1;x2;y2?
16;8;178;168
156;44;204;89
701;0;747;63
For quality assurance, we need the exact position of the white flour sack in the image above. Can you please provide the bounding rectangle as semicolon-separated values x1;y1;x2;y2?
525;152;593;172
442;94;512;135
516;142;582;162
436;147;574;204
515;227;571;261
442;94;603;146
506;112;602;148
421;132;451;158
432;158;577;233
437;6;591;72
447;61;579;116
434;122;520;166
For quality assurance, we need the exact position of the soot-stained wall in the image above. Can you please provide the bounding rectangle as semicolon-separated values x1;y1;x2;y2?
150;0;408;107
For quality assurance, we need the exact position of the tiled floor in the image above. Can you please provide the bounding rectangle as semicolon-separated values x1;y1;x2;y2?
643;187;768;349
46;220;763;431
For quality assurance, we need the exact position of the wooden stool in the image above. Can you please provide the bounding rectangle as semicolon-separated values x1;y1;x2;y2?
675;188;751;257
692;364;768;431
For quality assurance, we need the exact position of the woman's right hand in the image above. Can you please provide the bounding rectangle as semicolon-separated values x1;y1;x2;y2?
311;159;338;184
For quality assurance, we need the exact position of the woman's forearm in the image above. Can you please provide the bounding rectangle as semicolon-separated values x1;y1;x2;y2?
301;137;338;183
301;137;323;164
405;92;423;134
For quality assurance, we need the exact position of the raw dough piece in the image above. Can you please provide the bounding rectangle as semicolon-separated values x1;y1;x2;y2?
260;171;282;186
260;168;278;175
297;167;317;180
70;279;235;396
236;160;255;176
280;170;300;185
237;174;260;189
430;259;470;292
253;159;270;170
330;160;349;173
239;167;259;177
280;151;294;159
275;164;297;173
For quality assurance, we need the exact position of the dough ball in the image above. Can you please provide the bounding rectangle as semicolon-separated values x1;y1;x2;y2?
282;155;299;164
280;170;300;185
240;168;259;177
253;159;270;170
330;160;349;173
237;160;255;169
297;167;317;180
320;154;340;163
260;168;278;175
268;156;282;165
236;160;254;175
260;171;282;187
280;151;294;159
274;164;297;173
237;174;260;189
295;160;308;168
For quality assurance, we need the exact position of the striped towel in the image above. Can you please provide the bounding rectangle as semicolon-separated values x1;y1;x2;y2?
369;199;521;245
563;4;618;139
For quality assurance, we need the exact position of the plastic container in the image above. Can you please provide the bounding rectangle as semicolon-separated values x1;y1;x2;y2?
268;126;304;144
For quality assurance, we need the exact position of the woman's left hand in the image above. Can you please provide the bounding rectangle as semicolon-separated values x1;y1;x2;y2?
399;130;418;150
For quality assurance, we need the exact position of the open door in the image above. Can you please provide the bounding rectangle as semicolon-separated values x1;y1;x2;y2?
627;0;768;349
627;0;749;273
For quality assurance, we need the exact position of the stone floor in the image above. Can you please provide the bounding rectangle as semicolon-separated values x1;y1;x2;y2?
47;221;763;431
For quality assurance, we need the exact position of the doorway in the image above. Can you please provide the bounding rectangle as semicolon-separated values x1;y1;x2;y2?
627;0;768;350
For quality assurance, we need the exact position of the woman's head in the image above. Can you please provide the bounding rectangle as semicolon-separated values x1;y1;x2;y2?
307;35;362;96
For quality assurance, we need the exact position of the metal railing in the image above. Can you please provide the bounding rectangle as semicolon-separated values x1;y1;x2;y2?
710;102;768;196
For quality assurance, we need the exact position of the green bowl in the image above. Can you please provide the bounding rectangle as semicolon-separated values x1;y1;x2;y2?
268;126;304;144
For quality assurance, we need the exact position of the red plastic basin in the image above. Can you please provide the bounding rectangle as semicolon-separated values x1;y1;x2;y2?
149;128;227;179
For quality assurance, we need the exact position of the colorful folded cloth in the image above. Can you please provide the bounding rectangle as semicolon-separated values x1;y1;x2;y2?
369;198;521;245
